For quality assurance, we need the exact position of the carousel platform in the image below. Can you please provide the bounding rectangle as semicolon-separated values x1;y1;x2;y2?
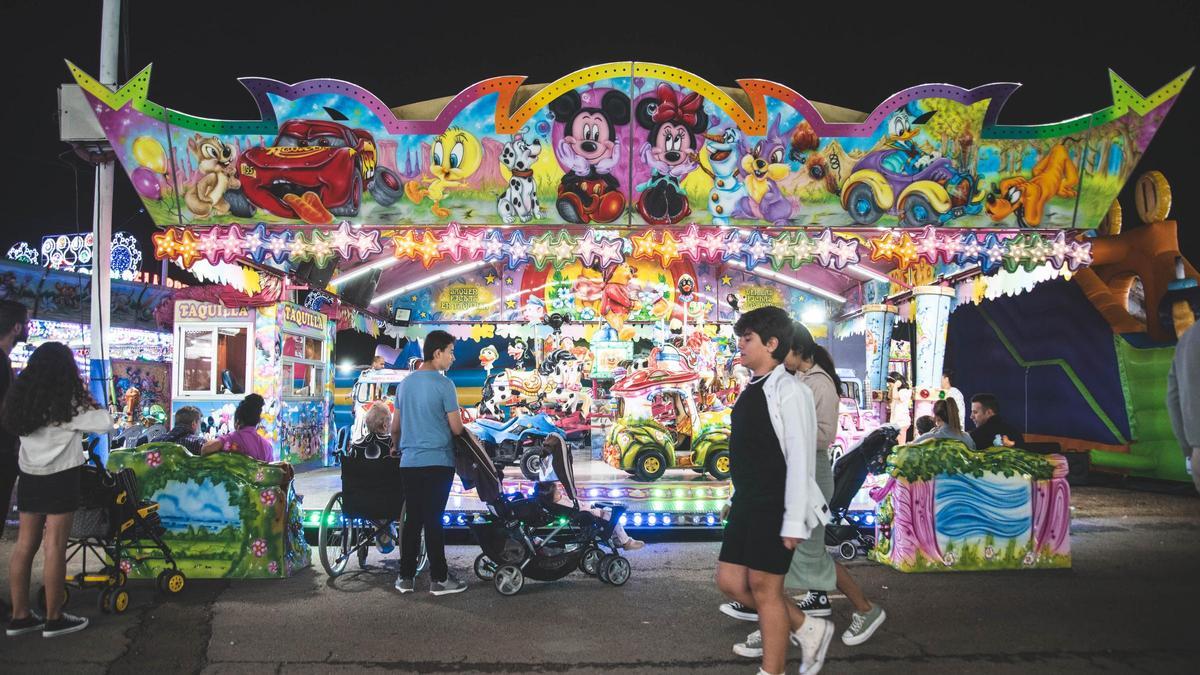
293;459;878;532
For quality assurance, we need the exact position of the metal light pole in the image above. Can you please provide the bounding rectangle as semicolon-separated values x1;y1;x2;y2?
90;0;120;460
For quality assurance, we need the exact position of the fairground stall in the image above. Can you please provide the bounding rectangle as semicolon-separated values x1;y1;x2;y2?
71;59;1191;562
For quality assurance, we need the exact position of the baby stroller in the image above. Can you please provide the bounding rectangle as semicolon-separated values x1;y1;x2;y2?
460;432;632;596
317;433;427;578
824;425;900;560
46;439;185;615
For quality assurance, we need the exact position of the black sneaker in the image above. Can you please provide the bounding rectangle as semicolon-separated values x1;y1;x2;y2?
719;601;759;622
795;590;832;617
6;612;45;637
42;613;88;638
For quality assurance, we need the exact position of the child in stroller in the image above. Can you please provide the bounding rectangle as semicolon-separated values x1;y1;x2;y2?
460;432;636;595
533;481;643;551
824;425;901;560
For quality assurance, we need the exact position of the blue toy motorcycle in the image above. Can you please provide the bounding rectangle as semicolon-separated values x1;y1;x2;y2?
467;413;566;481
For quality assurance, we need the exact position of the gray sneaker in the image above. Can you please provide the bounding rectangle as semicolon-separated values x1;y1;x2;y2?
733;628;763;658
429;574;467;596
842;604;887;646
394;576;415;594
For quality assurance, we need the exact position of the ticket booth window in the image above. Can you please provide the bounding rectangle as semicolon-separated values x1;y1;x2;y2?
177;325;250;397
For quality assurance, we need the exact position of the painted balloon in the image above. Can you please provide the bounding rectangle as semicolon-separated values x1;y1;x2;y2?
131;167;163;200
132;136;167;173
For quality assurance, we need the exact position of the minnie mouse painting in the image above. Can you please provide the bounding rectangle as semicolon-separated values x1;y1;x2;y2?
635;84;708;225
549;89;630;224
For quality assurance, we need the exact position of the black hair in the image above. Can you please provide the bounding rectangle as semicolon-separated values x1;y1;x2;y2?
887;371;909;389
790;321;844;396
971;392;999;414
174;406;201;429
915;415;936;435
1;341;98;436
423;330;455;362
234;393;265;429
548;89;631;137
734;306;793;362
942;368;955;384
0;300;29;337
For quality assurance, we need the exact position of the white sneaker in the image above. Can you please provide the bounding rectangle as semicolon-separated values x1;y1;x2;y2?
792;617;833;675
733;628;763;658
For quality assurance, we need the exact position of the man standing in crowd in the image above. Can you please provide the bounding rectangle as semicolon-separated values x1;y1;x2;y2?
969;393;1025;449
152;406;206;454
391;330;468;596
1167;321;1200;492
0;300;28;620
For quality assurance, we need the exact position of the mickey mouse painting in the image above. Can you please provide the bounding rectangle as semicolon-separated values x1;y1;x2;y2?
549;89;631;224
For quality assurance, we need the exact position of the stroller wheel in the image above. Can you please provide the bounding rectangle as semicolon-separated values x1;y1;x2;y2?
838;541;858;560
600;555;631;586
157;569;186;594
99;588;131;614
474;553;497;580
597;554;616;584
494;565;524;596
579;547;603;576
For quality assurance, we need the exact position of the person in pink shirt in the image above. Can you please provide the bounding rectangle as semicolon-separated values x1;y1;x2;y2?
201;394;274;462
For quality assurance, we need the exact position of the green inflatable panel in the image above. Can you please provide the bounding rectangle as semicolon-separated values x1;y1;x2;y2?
1090;336;1190;482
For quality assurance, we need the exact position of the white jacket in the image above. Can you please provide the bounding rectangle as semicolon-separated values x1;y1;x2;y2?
762;364;828;539
18;408;113;476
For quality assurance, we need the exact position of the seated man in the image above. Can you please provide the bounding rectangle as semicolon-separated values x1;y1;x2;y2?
152;406;206;454
968;393;1025;449
351;405;392;459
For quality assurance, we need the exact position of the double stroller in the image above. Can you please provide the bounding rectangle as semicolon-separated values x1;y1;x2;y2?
458;432;633;595
824;425;900;560
51;440;185;614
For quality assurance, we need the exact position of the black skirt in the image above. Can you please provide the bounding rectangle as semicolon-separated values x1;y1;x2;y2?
17;466;81;515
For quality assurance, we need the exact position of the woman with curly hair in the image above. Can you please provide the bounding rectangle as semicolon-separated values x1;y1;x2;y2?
3;341;112;638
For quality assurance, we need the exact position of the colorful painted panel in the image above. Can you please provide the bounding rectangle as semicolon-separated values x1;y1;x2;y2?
108;443;310;579
70;62;1189;230
871;439;1071;572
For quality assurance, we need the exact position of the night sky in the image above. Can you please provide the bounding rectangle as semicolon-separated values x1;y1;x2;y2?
4;1;1198;274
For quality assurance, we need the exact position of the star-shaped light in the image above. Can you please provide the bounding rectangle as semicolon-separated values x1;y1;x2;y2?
721;230;747;263
243;224;269;263
1065;239;1092;271
288;231;313;262
461;227;486;260
656;230;682;267
812;229;839;267
330;222;356;259
529;231;556;270
350;229;382;260
770;231;797;270
957;233;982;265
594;235;625;269
699;229;726;262
743;230;772;270
630;231;658;261
416;230;444;268
391;230;419;260
197;227;224;264
913;226;940;265
439;223;467;262
979;233;1006;273
264;230;292;264
830;234;861;269
152;229;179;261
505;230;531;270
678;224;704;261
483;230;506;263
308;228;336;268
551;230;578;268
219;224;245;262
173;229;202;268
575;230;603;268
1047;231;1070;269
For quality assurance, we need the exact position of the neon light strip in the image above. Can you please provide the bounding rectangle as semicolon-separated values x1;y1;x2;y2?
329;256;398;287
370;261;486;305
725;260;847;304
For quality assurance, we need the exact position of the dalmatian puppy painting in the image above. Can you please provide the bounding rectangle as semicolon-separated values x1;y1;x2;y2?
497;134;544;223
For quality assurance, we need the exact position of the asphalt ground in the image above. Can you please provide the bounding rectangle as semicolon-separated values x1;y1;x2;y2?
1;485;1197;674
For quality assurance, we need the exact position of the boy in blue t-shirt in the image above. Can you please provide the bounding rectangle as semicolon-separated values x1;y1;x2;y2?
390;330;468;596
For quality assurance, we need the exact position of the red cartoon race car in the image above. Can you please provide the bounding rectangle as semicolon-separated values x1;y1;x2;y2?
227;119;403;223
